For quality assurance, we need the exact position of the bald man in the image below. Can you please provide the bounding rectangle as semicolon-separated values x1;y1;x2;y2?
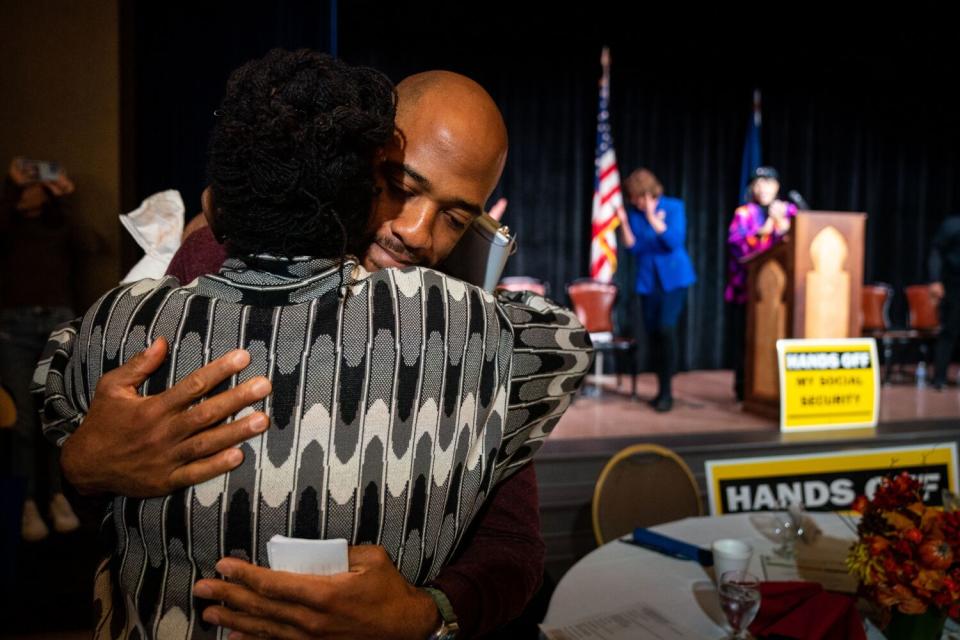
43;71;577;639
362;71;508;272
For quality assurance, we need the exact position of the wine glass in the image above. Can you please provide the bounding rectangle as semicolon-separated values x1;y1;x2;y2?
772;501;805;558
718;570;761;639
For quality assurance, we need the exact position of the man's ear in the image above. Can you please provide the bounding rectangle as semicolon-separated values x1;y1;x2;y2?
201;187;224;242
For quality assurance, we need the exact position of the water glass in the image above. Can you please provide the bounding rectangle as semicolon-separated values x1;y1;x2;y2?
718;570;761;639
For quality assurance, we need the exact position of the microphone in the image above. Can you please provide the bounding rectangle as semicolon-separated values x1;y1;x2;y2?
787;190;810;210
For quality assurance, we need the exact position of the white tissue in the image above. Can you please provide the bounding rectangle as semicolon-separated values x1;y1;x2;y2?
266;535;349;575
119;190;185;283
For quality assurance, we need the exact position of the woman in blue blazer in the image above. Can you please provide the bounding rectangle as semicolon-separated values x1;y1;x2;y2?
618;168;696;412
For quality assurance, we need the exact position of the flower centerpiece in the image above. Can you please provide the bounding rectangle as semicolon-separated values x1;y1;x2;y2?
847;472;960;639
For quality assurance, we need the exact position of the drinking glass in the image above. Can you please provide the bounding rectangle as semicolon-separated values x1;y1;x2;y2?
772;501;805;558
718;570;761;639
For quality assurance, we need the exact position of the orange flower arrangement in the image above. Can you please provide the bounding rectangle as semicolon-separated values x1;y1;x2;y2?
847;472;960;618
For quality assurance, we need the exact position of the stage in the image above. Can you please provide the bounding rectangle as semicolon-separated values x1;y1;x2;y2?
551;367;960;439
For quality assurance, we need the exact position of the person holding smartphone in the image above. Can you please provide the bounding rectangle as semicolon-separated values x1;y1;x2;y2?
0;157;89;541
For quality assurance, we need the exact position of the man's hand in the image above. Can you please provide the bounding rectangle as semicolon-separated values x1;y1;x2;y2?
487;197;508;222
61;337;272;497
193;546;441;640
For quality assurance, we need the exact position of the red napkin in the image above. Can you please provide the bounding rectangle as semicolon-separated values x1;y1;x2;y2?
748;581;866;640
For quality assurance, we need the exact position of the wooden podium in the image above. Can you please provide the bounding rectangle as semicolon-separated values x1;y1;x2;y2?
743;211;867;417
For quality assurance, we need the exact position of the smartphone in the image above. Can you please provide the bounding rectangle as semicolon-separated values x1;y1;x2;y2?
15;158;63;183
438;213;517;292
36;160;63;182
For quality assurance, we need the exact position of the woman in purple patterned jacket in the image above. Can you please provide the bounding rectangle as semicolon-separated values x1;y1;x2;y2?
726;166;797;400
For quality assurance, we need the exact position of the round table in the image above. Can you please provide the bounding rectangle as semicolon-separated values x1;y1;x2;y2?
543;512;890;638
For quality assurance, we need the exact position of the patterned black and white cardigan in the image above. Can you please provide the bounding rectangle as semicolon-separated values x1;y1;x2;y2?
34;255;591;639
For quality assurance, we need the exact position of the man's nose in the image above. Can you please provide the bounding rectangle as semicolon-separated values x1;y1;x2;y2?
391;201;436;254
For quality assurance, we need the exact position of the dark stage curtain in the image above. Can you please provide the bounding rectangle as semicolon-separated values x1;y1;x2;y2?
127;1;336;220
128;5;960;371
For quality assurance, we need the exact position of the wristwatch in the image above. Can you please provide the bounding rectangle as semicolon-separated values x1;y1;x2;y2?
422;586;459;640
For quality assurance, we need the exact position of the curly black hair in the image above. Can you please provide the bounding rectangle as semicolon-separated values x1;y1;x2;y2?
207;49;396;259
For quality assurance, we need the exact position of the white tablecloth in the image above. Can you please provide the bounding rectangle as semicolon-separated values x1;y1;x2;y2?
543;512;878;638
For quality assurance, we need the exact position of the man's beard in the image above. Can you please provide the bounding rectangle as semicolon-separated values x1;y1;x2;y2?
372;233;420;265
361;230;424;271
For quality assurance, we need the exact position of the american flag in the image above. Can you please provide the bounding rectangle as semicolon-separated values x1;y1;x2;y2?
590;47;624;282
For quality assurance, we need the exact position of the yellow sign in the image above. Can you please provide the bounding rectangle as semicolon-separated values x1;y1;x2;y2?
777;338;880;431
706;443;959;515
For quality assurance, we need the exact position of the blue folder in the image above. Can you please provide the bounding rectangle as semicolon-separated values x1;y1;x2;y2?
626;527;714;566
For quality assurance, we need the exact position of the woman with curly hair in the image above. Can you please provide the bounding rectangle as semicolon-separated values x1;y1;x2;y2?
57;48;396;639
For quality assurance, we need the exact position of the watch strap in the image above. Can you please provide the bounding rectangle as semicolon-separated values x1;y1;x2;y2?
422;586;459;639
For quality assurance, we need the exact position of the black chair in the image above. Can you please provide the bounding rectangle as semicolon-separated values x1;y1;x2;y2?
861;283;917;384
